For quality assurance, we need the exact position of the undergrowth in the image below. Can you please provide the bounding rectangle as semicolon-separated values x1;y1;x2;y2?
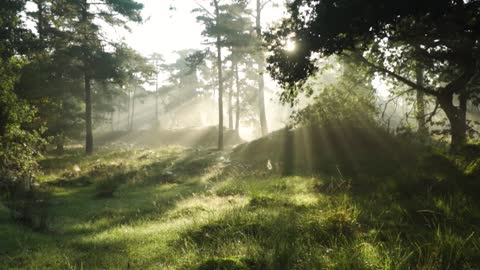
0;143;479;269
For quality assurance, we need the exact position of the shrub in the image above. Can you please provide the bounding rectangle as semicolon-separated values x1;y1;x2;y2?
0;57;46;225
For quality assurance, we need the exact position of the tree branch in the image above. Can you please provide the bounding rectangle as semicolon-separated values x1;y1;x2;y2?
425;101;440;124
348;51;438;97
193;0;215;18
441;64;477;96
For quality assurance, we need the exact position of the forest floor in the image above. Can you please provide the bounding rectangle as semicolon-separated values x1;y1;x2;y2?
1;145;480;269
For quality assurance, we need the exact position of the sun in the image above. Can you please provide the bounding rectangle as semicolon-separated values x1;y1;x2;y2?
285;39;296;52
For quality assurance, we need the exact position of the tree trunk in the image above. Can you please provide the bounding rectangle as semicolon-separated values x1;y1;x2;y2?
234;62;240;135
155;72;159;129
438;92;467;152
55;133;65;154
126;89;131;130
256;0;268;136
35;0;45;41
415;65;428;136
214;0;224;150
84;73;93;155
129;85;137;131
110;111;114;131
228;81;233;130
81;0;93;155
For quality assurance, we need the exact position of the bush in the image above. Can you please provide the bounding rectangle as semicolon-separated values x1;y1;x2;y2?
0;57;46;224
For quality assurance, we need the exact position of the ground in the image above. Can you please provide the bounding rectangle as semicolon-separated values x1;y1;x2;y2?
0;145;479;269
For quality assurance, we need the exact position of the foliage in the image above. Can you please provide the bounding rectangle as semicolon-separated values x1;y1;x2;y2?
0;0;35;60
0;57;46;229
291;57;378;128
0;57;44;193
292;88;377;128
266;0;480;148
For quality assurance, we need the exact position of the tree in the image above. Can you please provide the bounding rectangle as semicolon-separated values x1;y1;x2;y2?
113;46;155;130
194;0;234;150
222;2;255;134
11;1;84;153
0;1;44;220
267;0;480;150
150;53;164;128
254;0;272;136
66;0;143;154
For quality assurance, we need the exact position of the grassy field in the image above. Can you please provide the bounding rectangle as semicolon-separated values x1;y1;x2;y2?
1;144;480;269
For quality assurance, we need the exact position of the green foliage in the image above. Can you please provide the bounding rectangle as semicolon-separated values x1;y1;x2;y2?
16;53;84;145
267;0;480;148
292;87;377;128
291;57;378;127
0;0;35;60
0;57;47;229
0;57;44;194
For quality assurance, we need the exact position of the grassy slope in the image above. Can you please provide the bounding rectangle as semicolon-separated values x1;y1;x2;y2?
1;144;480;269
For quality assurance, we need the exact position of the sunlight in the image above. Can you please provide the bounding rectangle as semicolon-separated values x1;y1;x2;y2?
3;0;479;268
285;39;296;52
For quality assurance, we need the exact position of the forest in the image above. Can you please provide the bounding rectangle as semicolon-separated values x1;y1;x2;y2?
1;0;480;269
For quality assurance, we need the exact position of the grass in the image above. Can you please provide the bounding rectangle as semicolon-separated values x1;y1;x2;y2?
1;143;480;269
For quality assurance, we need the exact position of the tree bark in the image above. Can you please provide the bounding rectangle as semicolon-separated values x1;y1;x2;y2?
155;71;159;129
35;0;45;41
228;79;233;130
438;92;467;151
110;111;114;131
129;85;137;131
84;74;93;154
56;133;65;154
415;65;428;136
126;89;131;129
256;0;268;136
214;0;224;150
354;52;473;150
84;73;93;154
234;62;240;135
81;0;93;155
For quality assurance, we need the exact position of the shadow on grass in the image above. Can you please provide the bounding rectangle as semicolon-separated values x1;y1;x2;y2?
183;126;480;269
1;147;227;269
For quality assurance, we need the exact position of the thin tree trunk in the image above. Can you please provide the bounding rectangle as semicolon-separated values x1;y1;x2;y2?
35;0;45;41
214;0;224;150
416;65;427;136
56;133;65;154
235;62;240;135
81;0;93;155
84;73;93;154
256;0;268;136
155;72;159;128
110;111;114;131
130;85;137;131
126;89;131;130
228;75;233;130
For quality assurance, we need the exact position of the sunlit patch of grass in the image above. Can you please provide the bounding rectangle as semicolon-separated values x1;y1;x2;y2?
2;146;480;269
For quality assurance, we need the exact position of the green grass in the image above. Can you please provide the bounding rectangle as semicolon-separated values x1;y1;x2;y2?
1;145;480;269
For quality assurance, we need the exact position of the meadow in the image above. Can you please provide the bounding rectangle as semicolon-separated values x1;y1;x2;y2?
1;136;479;269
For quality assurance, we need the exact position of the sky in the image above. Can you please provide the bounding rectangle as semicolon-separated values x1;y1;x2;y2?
113;0;288;93
121;0;286;62
118;0;291;137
